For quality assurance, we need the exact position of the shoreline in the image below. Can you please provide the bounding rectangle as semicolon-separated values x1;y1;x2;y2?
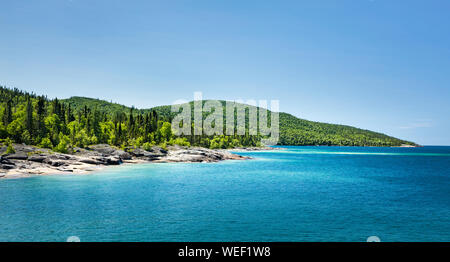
0;144;263;180
0;144;421;180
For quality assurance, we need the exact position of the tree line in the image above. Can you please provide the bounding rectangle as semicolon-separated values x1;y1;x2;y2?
0;86;262;153
0;85;416;152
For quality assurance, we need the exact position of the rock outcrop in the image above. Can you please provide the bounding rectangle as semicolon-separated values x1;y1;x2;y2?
162;147;248;162
0;143;251;178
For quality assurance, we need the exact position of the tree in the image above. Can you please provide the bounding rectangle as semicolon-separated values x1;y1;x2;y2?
53;132;70;153
36;96;46;137
0;85;416;153
25;97;33;135
5;137;15;154
160;122;172;142
39;137;53;149
3;99;12;126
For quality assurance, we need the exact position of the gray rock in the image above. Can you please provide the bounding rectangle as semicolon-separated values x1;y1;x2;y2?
79;158;103;165
56;168;73;172
28;155;46;163
1;164;16;169
128;148;147;157
114;150;132;160
13;144;37;153
88;144;116;155
43;159;67;167
0;157;15;165
87;144;131;161
0;143;249;174
4;153;28;160
106;156;122;165
50;154;73;160
132;148;165;160
149;146;168;155
161;147;249;163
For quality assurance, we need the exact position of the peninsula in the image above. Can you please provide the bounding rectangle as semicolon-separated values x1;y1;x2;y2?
0;85;418;178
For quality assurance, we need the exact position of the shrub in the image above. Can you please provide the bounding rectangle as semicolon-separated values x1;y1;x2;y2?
142;142;155;151
5;138;15;154
39;137;53;149
171;137;191;147
53;133;70;153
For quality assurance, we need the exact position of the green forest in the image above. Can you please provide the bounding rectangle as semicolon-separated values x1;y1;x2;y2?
148;101;416;147
0;86;416;154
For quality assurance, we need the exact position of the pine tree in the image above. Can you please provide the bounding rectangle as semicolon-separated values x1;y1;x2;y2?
37;96;46;137
3;99;13;126
25;96;33;135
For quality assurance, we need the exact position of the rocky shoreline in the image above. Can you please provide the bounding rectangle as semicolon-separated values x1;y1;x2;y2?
0;144;257;179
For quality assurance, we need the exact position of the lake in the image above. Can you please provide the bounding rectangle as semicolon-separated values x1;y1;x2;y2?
1;146;449;242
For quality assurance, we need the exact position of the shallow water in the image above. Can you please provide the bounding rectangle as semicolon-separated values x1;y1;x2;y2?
1;146;449;242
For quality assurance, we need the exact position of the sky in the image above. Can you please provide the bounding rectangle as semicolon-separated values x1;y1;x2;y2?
0;0;449;145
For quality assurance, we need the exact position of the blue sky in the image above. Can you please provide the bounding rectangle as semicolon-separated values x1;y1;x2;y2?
1;0;449;145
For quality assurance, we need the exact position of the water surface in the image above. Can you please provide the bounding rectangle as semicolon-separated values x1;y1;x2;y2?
1;146;449;241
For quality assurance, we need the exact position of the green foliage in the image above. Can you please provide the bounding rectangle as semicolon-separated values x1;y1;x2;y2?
60;96;136;116
142;141;155;151
159;142;167;151
39;137;53;149
5;137;15;154
277;113;413;146
74;129;90;148
170;137;191;147
160;122;172;142
0;86;417;152
149;101;416;147
53;133;71;153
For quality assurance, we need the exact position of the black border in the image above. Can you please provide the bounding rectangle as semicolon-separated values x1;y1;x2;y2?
0;242;448;260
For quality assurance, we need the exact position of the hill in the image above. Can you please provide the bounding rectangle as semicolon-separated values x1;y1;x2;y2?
62;96;417;147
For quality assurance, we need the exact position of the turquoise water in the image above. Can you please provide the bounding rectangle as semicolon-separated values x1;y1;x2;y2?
1;146;450;242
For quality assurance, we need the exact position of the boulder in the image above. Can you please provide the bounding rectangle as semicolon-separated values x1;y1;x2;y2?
149;146;168;155
114;150;132;160
129;148;147;157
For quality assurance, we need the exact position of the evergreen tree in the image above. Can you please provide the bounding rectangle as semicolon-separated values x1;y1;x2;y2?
25;96;33;136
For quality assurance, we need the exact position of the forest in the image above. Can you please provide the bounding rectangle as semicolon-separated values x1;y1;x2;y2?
0;85;416;154
0;86;262;153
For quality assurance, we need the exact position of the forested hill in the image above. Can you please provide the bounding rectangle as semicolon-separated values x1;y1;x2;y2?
277;113;411;146
61;96;417;147
61;96;142;115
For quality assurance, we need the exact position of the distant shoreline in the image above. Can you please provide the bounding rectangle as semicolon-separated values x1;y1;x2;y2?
273;144;422;148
